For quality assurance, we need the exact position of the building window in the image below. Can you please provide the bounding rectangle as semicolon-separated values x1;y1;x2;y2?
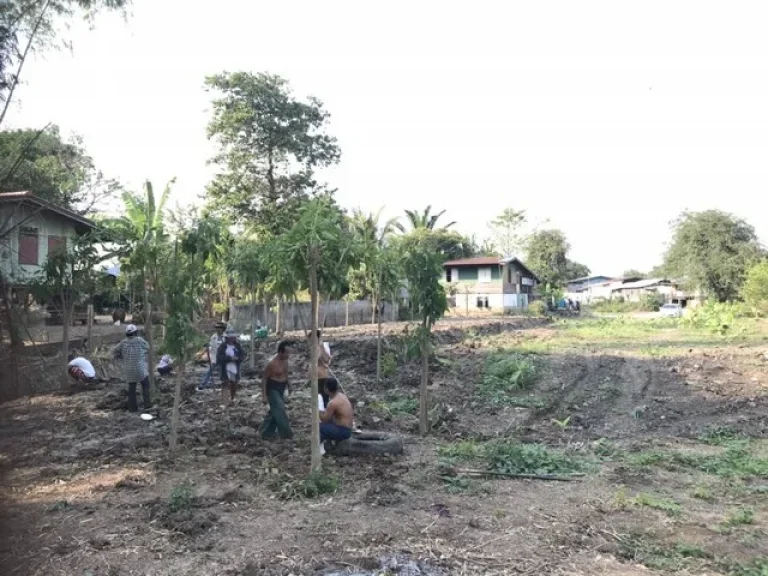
484;297;489;308
507;266;512;283
478;267;492;283
18;230;39;265
445;268;452;282
48;235;66;257
476;297;484;308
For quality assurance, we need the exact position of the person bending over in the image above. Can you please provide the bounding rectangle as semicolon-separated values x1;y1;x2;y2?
319;378;354;455
67;354;102;384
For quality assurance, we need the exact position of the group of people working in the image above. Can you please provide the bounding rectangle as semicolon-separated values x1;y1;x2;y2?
72;320;354;454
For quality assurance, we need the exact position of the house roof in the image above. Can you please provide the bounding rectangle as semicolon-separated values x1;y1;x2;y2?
443;256;540;283
566;275;615;284
443;257;501;267
614;278;672;290
0;191;95;230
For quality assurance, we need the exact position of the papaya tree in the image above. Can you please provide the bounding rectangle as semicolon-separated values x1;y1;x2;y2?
278;197;358;471
350;209;400;384
395;229;448;436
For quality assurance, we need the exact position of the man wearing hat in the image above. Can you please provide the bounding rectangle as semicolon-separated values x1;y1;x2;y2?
112;324;151;412
216;327;244;404
199;321;226;391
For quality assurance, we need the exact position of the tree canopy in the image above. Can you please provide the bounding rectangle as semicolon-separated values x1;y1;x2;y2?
524;229;570;287
396;206;455;232
204;72;340;232
0;126;118;212
663;210;763;301
488;207;527;258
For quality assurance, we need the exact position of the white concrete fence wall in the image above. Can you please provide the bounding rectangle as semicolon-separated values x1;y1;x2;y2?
229;299;397;333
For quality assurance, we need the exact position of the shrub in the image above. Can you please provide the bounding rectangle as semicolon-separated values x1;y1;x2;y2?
742;260;768;316
380;352;397;377
528;300;548;316
478;354;538;405
168;482;194;512
639;292;665;312
680;300;748;335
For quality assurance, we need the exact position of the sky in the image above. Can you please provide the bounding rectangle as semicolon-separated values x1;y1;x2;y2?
7;0;768;276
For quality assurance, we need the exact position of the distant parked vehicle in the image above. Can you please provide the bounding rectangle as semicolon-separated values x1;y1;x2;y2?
659;303;683;318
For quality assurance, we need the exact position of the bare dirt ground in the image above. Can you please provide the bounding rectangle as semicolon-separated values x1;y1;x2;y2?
1;316;767;576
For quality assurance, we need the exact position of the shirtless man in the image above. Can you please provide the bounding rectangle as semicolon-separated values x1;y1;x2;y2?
319;378;354;455
261;340;293;439
311;330;333;408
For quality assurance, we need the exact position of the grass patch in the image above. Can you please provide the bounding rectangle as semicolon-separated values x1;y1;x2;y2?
168;482;195;513
439;439;588;476
700;426;746;446
477;353;538;406
380;352;397;377
725;507;755;526
625;441;768;481
722;556;768;576
272;470;340;500
631;492;682;516
370;396;418;417
691;484;714;501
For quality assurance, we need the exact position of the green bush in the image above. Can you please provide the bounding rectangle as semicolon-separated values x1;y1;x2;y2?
439;440;587;476
380;352;397;377
680;300;748;335
639;292;665;312
528;300;548;316
478;354;537;405
742;260;768;316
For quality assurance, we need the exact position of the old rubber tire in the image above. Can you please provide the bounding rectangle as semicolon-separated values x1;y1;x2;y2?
329;431;404;456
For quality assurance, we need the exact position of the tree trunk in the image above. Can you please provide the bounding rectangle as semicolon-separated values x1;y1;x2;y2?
250;288;256;371
376;272;383;385
294;293;308;337
371;295;376;324
161;294;168;342
309;256;321;472
61;295;70;387
345;297;349;327
86;303;93;351
276;298;283;335
145;289;155;393
169;352;184;453
419;329;430;436
320;294;328;328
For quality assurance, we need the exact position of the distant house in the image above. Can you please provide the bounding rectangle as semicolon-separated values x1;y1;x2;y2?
442;256;540;311
612;278;679;303
0;191;95;287
565;275;614;293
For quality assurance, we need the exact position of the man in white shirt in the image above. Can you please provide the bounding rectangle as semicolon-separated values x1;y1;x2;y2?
67;354;100;383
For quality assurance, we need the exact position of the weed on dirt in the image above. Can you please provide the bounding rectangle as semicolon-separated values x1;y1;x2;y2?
271;470;341;500
439;439;589;476
477;352;538;406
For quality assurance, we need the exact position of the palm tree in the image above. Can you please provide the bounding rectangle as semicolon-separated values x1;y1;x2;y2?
395;205;456;233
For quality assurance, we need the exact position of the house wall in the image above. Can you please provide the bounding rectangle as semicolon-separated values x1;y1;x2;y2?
0;205;79;283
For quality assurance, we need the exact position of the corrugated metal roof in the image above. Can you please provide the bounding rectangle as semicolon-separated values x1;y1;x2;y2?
615;278;671;290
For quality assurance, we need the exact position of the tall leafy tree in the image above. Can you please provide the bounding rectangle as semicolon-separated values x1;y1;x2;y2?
0;0;130;126
395;229;448;436
524;229;571;287
489;207;527;258
0;126;119;212
663;210;762;302
395;205;455;232
622;269;646;279
563;261;591;281
742;260;768;316
278;197;358;470
204;72;340;233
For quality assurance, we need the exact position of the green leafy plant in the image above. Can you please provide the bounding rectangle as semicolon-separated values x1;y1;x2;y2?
478;354;538;406
631;492;682;516
168;482;194;513
380;352;397;377
273;471;341;500
726;507;755;526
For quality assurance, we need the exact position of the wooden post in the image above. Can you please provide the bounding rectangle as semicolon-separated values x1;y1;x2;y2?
276;298;283;335
376;272;383;385
61;295;70;387
161;294;167;342
345;297;349;327
169;351;184;452
145;291;155;393
86;303;93;351
419;332;429;436
250;288;256;371
309;252;321;472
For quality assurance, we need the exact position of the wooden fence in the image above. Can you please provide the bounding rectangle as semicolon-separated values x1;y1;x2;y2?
229;299;397;333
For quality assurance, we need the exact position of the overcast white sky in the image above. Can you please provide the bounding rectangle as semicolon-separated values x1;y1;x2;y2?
7;0;768;276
